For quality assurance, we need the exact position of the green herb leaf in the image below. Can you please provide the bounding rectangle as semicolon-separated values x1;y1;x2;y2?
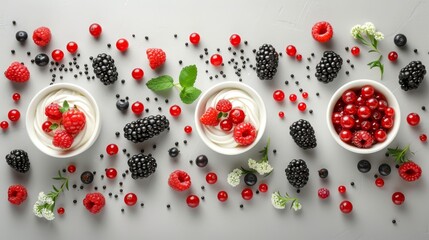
49;123;59;130
53;185;59;192
368;49;377;53
180;86;202;104
65;180;69;191
52;177;63;180
60;100;69;113
146;75;174;92
222;112;228;117
179;65;197;87
217;112;223;119
387;145;411;164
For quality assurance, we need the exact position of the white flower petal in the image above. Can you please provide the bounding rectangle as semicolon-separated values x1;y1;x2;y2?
292;201;302;211
271;192;286;209
42;208;55;221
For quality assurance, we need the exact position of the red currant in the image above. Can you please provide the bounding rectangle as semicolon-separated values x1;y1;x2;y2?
8;109;20;122
51;49;64;62
298;102;307;111
186;195;200;208
89;23;102;37
169;105;182;117
318;188;330;199
217;191;228;202
339;129;353;142
381;117;394;129
184;125;192;134
124;193;138;206
116;38;129;52
341;115;355;129
361;120;371;131
106;144;119;155
357;106;371;119
388;51;398;62
392;192;405;205
285;45;297;56
375;178;384;187
351;46;360;56
378;100;388;112
241;188;253;200
372;111;383;121
356;96;365;106
220;119;233;131
289;94;297;102
228;109;245;124
258;183;268;193
332;112;342;125
105;168;117;179
206;172;218;184
66;41;78;54
278;111;285;119
296;54;302;61
12;93;21;101
361;85;375;98
132;68;144;80
67;164;76;173
339;200;353;214
273;90;285;101
229;34;241;46
189;33;200;45
42;121;53;133
57;207;65;215
342;90;357;104
210;54;223;66
302;92;308;99
366;98;379;110
385;107;395;117
375;129;387;142
338;185;346;194
407;113;420;126
131;101;144;115
344;104;357;115
0;121;9;130
420;134;427;142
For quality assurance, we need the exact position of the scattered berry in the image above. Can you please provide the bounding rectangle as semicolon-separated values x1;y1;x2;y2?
92;53;118;85
15;31;28;42
57;207;65;215
116;99;129;111
375;178;384;187
258;183;268;193
315;51;343;83
298;102;306;111
210;54;223;66
318;168;329;178
285;159;309;188
398;162;422;182
186;195;200;208
106;144;119;155
131;68;144;80
394;34;407;47
302;92;308;99
229;34;241;46
51;49;64;62
7;109;20;122
12;93;21;101
124;193;137;206
244;173;257;186
200;107;220;126
89;23;102;38
81;171;94;184
52;130;74;149
66;41;78;54
35;53;50;66
378;163;391;176
339;200;353;214
105;168;117;179
392;192;405;205
318;188;330;199
8;185;27;205
311;21;333;43
146;48;166;70
273;90;285;102
83;192;105;214
420;134;427;142
206;172;218;184
32;26;51;47
241;188;253;200
116;38;129;52
189;33;200;44
168;147;180;157
1;121;9;130
169;105;182;117
131;101;144;115
233;122;256;146
289;94;297;102
289;119;317;149
168;170;191;191
357;160;371;173
406;113;420;126
296;54;302;61
338;185;346;194
4;62;30;82
255;44;279;80
127;153;157;179
6;149;30;173
286;45;297;56
184;125;192;134
351;46;360;56
196;155;208;167
278;111;285;119
388;51;398;62
217;191;228;202
399;61;426;91
67;164;76;173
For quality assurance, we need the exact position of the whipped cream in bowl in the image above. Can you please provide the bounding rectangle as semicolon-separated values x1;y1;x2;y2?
195;82;267;155
26;83;101;158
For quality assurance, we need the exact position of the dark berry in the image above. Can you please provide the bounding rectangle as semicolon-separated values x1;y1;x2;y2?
315;51;343;83
116;99;129;111
168;147;180;157
196;155;208;167
123;115;169;143
318;168;328;178
244;173;257;186
15;31;28;42
289;119;317;149
394;34;407;47
285;159;309;188
357;160;371;173
80;171;94;184
378;163;391;176
5;149;30;173
35;53;50;67
255;44;279;80
92;53;118;85
398;61;426;91
127;153;157;179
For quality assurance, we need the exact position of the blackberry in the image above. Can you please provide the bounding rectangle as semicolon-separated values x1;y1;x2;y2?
289;119;317;149
5;149;30;173
255;44;279;80
315;51;343;83
92;53;118;85
285;159;309;189
398;61;426;91
123;115;169;143
127;153;157;179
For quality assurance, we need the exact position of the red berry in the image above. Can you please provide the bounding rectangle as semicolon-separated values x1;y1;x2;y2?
338;185;346;194
206;172;218;184
420;134;427;142
220;119;233;131
286;45;297;56
184;125;192;134
45;102;62;120
344;104;357;115
12;93;21;101
8;109;20;122
341;115;355;129
8;184;27;205
189;33;200;44
241;188;253;200
57;207;65;215
357;106;371;119
375;129;387;142
62;108;86;134
146;48;166;70
318;188;330;199
210;54;223;66
89;23;102;38
339;129;353;142
186;195;200;208
289;94;297;102
273;90;285;102
375;178;384;187
32;26;51;47
339;200;353;214
51;49;64;62
67;164;76;173
233;122;256;146
66;41;78;54
352;130;374;148
296;54;302;61
366;98;379;110
4;61;30;83
392;192;405;205
361;85;375;98
388;51;398;62
258;183;268;193
381;117;394;129
217;191;228;202
42;121;53;133
229;34;241;46
278;111;285;119
0;121;8;130
106;168;117;179
131;68;144;80
228;108;246;124
216;99;232;112
170;105;182;117
106;144;119;155
342;90;357;104
168;170;192;191
131;101;144;115
200;107;220;126
83;192;105;214
351;46;360;56
398;162;422;182
298;102;307;111
302;92;308;99
124;193;138;206
52;130;74;149
116;38;129;52
311;21;334;43
407;113;420;126
378;100;388;111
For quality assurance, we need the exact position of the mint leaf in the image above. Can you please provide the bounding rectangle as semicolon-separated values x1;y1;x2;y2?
49;123;59;130
60;100;69;113
180;86;201;104
217;112;223;119
179;65;197;87
146;76;174;92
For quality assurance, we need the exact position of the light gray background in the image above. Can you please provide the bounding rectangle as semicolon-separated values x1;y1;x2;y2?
1;0;429;239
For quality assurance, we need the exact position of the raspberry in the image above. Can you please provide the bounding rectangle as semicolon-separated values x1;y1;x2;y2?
317;188;330;199
146;48;166;70
52;130;74;149
4;62;30;82
45;103;62;120
83;192;105;214
351;130;374;148
168;170;191;191
233;122;257;146
200;107;220;126
311;21;333;43
216;99;232;112
62;108;86;134
32;26;51;47
8;185;27;205
398;162;422;182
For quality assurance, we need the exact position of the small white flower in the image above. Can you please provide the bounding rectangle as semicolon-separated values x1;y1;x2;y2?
45;197;54;205
42;208;55;221
227;168;243;187
292;201;302;211
363;22;376;35
350;24;362;39
248;160;273;175
248;159;257;169
374;31;384;41
38;192;47;204
33;202;43;218
271;192;286;209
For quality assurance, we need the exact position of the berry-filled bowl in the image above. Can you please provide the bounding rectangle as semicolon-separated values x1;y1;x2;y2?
195;81;267;155
26;83;101;158
327;79;400;154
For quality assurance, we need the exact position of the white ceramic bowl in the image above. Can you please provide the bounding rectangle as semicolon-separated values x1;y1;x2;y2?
26;83;101;158
195;81;267;155
326;79;400;154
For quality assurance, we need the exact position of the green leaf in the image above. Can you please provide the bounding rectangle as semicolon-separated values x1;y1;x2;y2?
146;75;174;92
65;180;69;191
179;65;197;87
52;177;63;180
222;112;228;117
53;185;59;192
179;87;202;104
388;145;411;164
217;112;223;119
368;50;377;53
60;100;69;113
49;123;59;130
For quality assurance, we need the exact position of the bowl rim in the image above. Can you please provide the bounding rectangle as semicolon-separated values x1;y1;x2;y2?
194;81;267;155
326;79;401;154
25;83;101;158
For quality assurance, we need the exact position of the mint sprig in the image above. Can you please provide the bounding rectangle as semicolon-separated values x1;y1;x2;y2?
146;65;201;104
387;145;414;165
59;100;69;113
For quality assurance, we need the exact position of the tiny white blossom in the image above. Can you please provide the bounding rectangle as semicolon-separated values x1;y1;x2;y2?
292;201;302;211
374;31;384;41
248;159;257;169
33;202;43;218
271;192;286;209
248;159;273;175
42;208;55;221
363;22;376;35
227;168;243;187
45;197;54;205
350;24;362;39
38;192;47;204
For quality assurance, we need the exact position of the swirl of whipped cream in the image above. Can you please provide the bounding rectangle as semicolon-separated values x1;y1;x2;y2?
203;88;260;148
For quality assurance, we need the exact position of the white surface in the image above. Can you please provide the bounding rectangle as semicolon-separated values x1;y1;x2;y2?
1;0;429;239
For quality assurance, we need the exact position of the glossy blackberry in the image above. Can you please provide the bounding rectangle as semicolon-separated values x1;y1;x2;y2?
255;44;279;80
398;61;426;91
289;119;317;149
315;51;343;83
285;159;309;189
5;149;30;173
127;153;157;179
123;115;169;143
92;53;118;85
